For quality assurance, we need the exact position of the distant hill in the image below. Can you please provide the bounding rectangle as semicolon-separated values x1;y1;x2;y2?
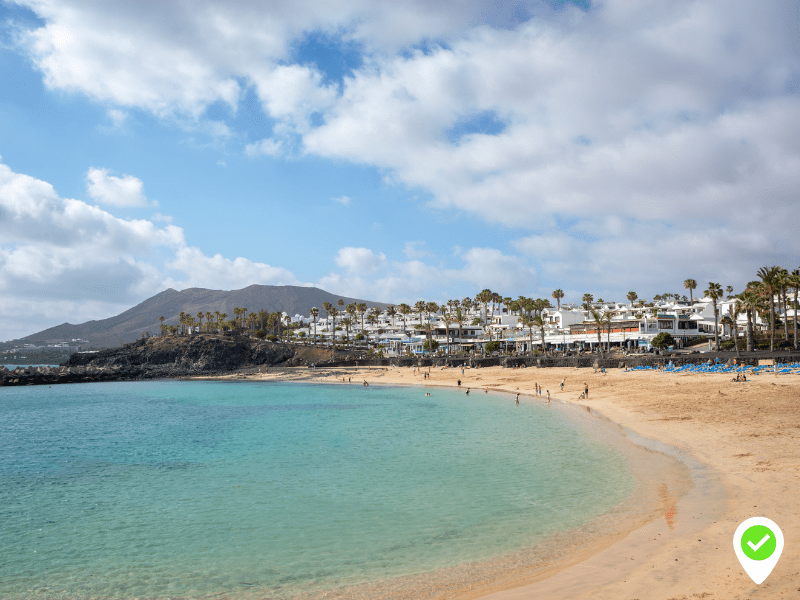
20;285;388;348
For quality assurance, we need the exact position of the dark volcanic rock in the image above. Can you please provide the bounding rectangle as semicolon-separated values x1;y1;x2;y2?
64;334;298;376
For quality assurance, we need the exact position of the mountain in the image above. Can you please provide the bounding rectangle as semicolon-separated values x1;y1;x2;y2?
19;285;388;348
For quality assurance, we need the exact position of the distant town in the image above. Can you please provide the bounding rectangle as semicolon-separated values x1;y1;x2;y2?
157;270;799;356
1;340;90;365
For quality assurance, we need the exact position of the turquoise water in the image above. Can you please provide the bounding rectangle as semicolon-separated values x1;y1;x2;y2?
1;381;634;599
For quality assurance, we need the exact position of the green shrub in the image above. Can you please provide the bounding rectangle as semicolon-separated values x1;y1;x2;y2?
266;334;278;342
485;340;501;353
422;339;439;351
651;332;675;348
254;329;266;339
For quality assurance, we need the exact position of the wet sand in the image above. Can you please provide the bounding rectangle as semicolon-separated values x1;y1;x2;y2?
212;363;800;599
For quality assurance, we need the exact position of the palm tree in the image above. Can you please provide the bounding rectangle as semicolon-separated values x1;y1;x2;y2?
727;302;742;356
602;310;614;351
454;307;466;354
386;305;397;329
532;314;546;355
414;301;426;330
472;290;486;323
725;285;734;299
426;302;439;346
684;279;697;304
341;317;352;344
159;316;165;336
757;266;782;352
398;303;412;335
322;302;333;344
704;282;723;351
737;290;758;352
590;309;604;354
551;289;564;311
346;303;358;337
329;307;339;345
310;307;319;344
791;268;800;350
627;291;638;305
520;315;535;355
778;268;790;342
443;307;454;354
582;294;594;317
357;302;367;332
284;314;291;341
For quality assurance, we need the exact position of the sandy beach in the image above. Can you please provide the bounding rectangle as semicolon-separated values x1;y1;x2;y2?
219;363;800;599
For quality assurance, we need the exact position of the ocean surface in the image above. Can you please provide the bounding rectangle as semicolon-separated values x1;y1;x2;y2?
1;380;638;599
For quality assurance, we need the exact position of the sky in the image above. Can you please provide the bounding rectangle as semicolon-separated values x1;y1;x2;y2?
1;0;799;340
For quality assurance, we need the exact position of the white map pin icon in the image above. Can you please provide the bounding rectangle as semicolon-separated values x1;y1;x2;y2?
733;517;784;584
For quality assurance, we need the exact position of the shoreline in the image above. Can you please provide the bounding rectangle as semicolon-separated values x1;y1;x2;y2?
209;364;800;598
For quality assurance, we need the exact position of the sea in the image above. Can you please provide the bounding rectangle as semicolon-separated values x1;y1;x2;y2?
0;380;680;600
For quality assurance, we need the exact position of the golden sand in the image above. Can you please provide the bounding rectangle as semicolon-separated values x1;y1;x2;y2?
216;363;800;599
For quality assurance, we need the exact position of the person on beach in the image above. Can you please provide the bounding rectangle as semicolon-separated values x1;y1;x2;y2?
584;382;588;398
363;380;369;387
484;388;488;393
466;388;470;395
348;377;351;383
560;378;564;391
546;390;551;404
515;393;519;405
457;379;461;386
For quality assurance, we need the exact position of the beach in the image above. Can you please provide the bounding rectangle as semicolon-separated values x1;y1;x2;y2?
229;363;800;599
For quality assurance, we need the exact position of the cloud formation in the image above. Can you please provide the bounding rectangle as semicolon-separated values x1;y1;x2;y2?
86;167;153;207
0;161;302;338
5;0;800;334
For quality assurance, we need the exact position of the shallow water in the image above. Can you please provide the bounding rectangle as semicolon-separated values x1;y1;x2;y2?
1;380;638;599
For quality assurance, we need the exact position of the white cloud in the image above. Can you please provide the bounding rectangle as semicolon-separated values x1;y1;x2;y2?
332;195;352;206
0;160;305;339
106;108;128;128
403;240;429;259
334;247;386;274
86;167;153;207
245;138;284;157
319;245;538;305
165;247;302;290
8;0;800;307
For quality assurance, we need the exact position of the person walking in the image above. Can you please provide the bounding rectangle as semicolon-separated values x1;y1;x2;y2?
546;390;551;404
583;382;588;398
515;393;520;405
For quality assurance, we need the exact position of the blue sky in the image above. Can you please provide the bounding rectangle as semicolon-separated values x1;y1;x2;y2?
1;0;799;340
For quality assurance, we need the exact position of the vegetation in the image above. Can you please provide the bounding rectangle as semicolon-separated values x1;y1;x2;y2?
147;265;799;358
651;332;675;348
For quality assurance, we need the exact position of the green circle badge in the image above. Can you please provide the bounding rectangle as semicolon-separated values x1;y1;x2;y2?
740;524;777;561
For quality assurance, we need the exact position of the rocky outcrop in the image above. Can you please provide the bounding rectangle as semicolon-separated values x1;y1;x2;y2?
1;334;358;386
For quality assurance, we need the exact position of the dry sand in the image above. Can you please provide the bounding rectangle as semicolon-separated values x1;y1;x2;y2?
219;363;800;599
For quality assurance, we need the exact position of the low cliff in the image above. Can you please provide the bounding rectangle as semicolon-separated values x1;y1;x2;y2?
1;334;358;386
